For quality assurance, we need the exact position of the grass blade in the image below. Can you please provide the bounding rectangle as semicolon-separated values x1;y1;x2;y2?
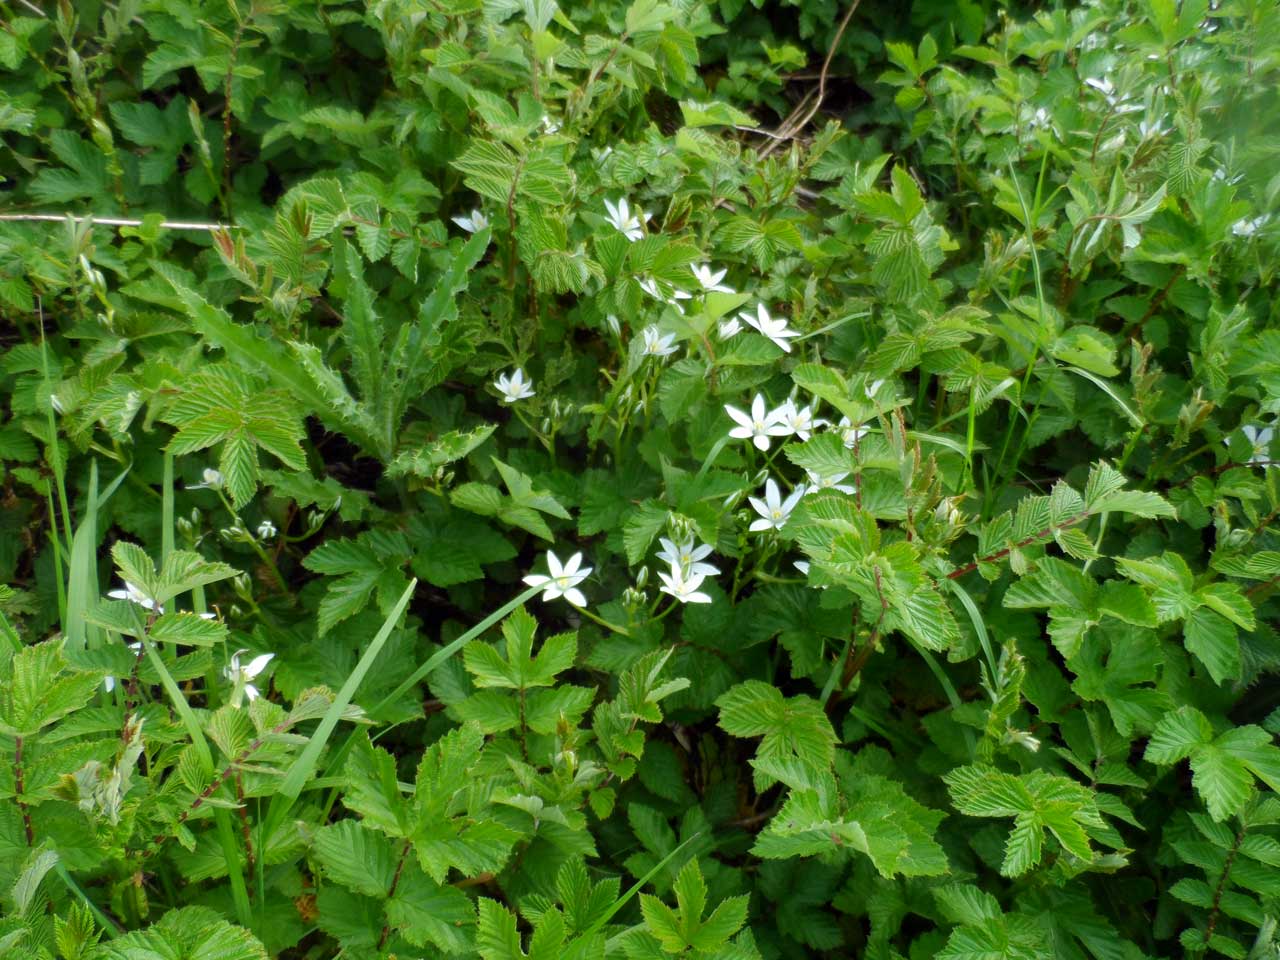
142;629;253;928
260;578;418;846
64;461;100;653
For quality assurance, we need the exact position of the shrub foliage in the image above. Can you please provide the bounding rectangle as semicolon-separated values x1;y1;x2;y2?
1;0;1279;957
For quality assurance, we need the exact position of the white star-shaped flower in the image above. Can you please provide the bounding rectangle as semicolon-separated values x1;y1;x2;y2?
257;519;277;540
805;470;856;495
657;565;713;604
656;536;719;577
1232;215;1268;238
494;368;535;403
224;649;274;708
604;197;647;242
718;318;742;340
834;416;868;449
690;264;734;294
640;325;677;358
725;394;791;451
523;550;592;607
451;209;489;233
748;478;805;532
740;304;800;353
775;400;823;441
108;581;161;613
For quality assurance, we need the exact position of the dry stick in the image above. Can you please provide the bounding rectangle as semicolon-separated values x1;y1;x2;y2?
0;213;237;231
759;0;864;160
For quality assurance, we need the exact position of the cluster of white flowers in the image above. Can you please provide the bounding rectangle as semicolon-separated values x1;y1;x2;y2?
655;535;718;605
723;394;832;452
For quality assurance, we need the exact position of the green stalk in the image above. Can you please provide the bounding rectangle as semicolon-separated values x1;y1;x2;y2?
318;584;542;822
259;579;418;849
64;461;100;653
142;633;253;928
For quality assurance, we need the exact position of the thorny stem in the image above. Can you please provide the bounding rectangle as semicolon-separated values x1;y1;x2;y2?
14;735;34;846
142;717;293;859
841;565;889;690
377;839;413;949
1204;827;1245;945
946;510;1092;580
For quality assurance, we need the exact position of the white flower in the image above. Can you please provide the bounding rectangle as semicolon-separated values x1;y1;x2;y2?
640;325;677;358
541;114;562;135
224;649;274;708
638;276;663;300
523;550;592;606
188;468;224;490
656;537;719;577
775;400;823;441
107;581;161;613
1230;424;1274;467
748;478;805;532
740;304;800;353
604;197;647;242
690;264;734;294
494;368;536;403
657;565;713;604
865;379;886;400
666;288;692;313
725;394;791;451
1137;116;1170;140
1231;215;1268;238
718;318;742;339
256;519;277;540
805;470;856;495
834;416;868;449
1085;76;1141;113
451;208;489;233
794;560;810;575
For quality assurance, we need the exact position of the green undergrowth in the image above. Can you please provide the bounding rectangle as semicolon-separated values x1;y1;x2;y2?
1;0;1279;957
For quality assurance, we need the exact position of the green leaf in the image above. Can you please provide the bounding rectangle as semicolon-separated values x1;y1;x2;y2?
312;820;397;898
1184;607;1241;683
0;640;102;737
623;500;670;566
161;366;307;507
717;681;836;787
1146;708;1280;820
96;906;268;960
